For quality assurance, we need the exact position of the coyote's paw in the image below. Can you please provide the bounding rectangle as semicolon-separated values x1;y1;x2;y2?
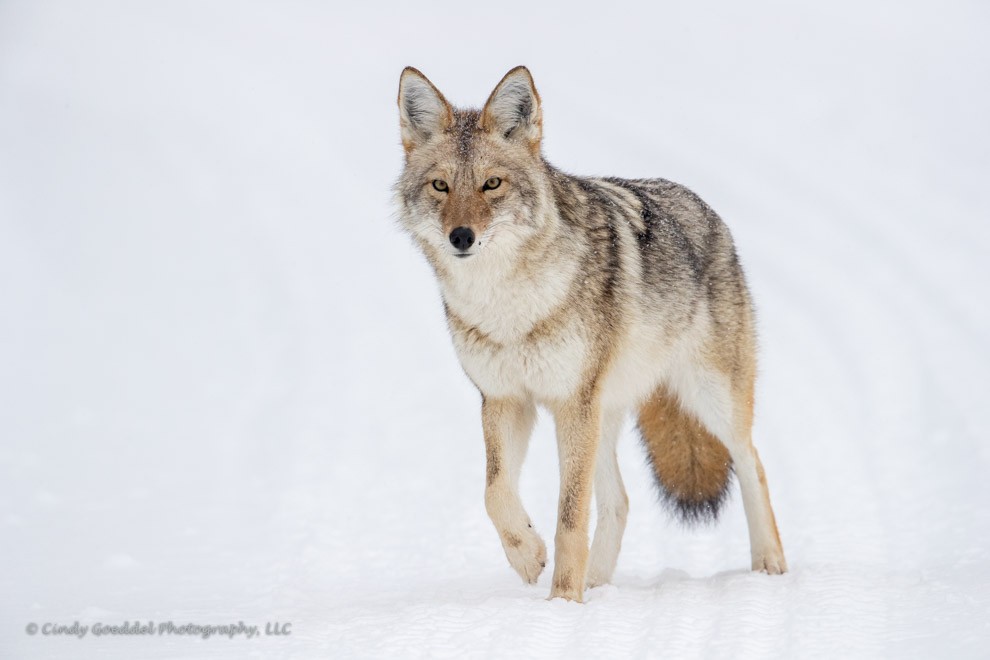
501;527;546;584
752;549;788;575
585;545;618;588
585;568;612;589
549;572;584;603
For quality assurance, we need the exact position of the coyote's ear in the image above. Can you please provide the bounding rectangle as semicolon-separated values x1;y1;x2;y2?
398;67;453;154
481;66;542;152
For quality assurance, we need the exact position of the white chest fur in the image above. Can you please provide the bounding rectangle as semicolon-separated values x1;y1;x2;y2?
440;256;588;402
449;314;589;402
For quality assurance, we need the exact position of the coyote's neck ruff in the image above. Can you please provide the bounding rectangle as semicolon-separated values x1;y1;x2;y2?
395;66;786;602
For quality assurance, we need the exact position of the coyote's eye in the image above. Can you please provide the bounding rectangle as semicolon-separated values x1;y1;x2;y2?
483;176;502;191
432;179;448;192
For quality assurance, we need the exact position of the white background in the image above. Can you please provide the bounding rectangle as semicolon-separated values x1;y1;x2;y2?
2;1;988;657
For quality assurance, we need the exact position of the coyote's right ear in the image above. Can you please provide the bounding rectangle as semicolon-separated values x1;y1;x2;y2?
398;67;453;154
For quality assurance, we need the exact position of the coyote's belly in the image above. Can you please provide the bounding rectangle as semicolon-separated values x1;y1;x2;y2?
599;323;672;410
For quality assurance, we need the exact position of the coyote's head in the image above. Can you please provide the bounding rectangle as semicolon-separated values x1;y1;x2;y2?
395;66;549;267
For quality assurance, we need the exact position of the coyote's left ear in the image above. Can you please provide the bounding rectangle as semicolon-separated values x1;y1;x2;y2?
481;66;542;152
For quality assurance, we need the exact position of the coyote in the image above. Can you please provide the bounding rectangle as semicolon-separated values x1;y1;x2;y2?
395;66;787;602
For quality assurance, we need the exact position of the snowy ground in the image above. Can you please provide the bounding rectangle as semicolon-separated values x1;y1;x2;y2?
2;2;989;658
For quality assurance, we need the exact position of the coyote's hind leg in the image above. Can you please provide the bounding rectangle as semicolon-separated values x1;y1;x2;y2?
671;364;787;574
586;409;629;588
727;376;787;574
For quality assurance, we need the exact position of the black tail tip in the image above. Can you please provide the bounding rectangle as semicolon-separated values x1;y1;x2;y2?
654;472;734;526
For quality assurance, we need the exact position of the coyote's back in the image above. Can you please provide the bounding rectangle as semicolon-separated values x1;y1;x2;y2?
395;66;786;602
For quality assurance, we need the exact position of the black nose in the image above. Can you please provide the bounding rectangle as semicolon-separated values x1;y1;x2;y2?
449;226;475;251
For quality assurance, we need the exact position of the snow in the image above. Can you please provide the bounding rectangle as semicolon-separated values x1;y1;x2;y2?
2;1;989;658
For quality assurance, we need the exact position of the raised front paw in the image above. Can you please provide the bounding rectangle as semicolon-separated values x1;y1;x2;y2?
501;527;547;584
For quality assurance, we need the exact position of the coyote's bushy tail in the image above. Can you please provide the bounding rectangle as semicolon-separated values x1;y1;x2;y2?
637;386;733;524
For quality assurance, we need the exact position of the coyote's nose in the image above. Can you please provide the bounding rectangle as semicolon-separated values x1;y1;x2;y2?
449;226;475;251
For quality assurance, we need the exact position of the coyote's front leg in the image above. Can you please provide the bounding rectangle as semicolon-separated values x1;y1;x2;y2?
549;390;602;602
481;396;546;583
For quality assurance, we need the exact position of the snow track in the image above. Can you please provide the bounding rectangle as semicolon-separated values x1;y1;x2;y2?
2;2;988;658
